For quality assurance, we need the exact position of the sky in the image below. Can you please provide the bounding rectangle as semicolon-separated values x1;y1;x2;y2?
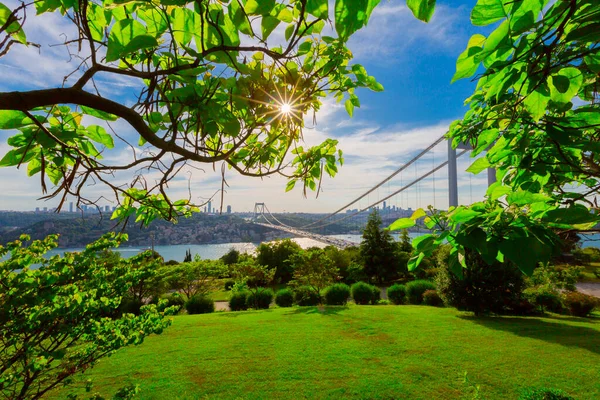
0;0;492;214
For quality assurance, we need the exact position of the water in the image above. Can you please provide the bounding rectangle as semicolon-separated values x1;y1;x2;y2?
13;232;600;262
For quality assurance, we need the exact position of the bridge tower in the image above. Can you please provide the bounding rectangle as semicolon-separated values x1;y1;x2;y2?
447;141;496;207
253;202;265;221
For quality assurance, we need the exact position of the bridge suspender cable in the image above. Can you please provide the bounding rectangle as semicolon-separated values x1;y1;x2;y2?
299;149;470;230
298;135;447;229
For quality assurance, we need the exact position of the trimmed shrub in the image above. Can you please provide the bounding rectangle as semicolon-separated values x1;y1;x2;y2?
185;295;214;314
423;290;443;307
519;387;574;400
435;251;528;315
387;284;406;305
294;286;321;306
406;280;436;305
351;282;376;305
324;283;351;306
563;291;598;317
224;279;236;291
229;291;249;311
247;287;274;309
524;286;564;314
371;285;381;305
275;288;294;307
164;293;186;310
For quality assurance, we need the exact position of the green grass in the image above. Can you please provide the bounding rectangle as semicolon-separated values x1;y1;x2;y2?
53;306;600;400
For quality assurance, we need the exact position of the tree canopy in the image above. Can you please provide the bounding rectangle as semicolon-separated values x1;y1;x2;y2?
0;0;415;224
390;0;600;276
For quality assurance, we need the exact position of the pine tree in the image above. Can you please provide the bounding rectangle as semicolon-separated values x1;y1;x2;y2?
359;210;400;283
183;249;192;263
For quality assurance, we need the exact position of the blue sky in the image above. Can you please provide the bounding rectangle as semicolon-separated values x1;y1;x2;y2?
0;0;492;213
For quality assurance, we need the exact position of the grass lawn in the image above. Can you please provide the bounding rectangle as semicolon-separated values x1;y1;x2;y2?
53;306;600;400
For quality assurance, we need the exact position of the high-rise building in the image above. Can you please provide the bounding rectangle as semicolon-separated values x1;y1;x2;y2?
69;202;73;212
227;205;232;214
43;207;48;212
35;207;40;213
207;201;212;214
383;201;387;210
105;205;110;212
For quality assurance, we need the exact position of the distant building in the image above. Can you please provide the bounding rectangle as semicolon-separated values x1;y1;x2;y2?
43;207;47;212
207;201;212;214
105;205;110;212
383;201;387;210
69;202;73;212
227;205;232;214
35;207;40;213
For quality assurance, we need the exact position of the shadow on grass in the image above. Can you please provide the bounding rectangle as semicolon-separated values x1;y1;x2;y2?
283;306;349;316
459;315;600;355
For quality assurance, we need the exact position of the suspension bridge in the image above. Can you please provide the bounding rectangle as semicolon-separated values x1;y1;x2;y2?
252;136;495;248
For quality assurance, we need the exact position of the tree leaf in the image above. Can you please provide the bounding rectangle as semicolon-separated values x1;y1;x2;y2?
261;15;280;40
406;0;436;23
388;218;415;231
84;125;114;148
306;0;329;19
334;0;379;40
106;19;150;62
471;0;506;26
548;67;583;104
466;157;491;174
0;110;31;129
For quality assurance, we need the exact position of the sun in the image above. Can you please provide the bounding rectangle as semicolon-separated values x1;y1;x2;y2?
280;103;292;114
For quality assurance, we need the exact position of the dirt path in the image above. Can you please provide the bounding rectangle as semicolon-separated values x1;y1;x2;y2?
576;283;600;298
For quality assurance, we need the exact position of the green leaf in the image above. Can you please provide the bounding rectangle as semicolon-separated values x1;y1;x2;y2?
0;110;31;129
411;208;427;220
80;106;118;121
84;125;114;148
106;19;150;62
0;2;26;44
406;0;436;23
285;179;296;192
471;0;506;26
449;208;481;224
451;34;485;83
306;0;329;19
407;253;425;271
334;0;380;40
245;0;275;15
122;34;158;55
548;67;583;104
483;20;509;53
524;85;550;121
506;191;551;206
498;235;550;275
466;157;490;174
261;15;280;40
344;99;354;117
388;218;415;231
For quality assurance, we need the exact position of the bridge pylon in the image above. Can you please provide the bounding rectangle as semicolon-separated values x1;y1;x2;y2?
253;202;265;221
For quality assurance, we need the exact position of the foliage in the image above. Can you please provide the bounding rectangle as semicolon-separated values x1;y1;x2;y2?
224;279;236;291
345;261;368;284
119;298;145;316
229;260;275;289
523;286;564;314
350;282;377;305
323;245;357;283
288;248;339;296
220;248;240;266
360;210;401;283
163;260;225;299
323;283;351;306
595;268;600;279
183;249;192;263
185;295;215;315
405;280;436;305
572;247;600;264
293;286;321;306
519;387;574;400
562;291;598;317
435;251;529;315
390;0;600;278
228;291;249;312
256;239;302;284
398;229;413;253
370;285;381;305
0;233;172;400
528;265;584;292
386;284;407;305
0;0;394;223
163;293;186;311
247;287;274;310
422;290;443;307
274;288;294;308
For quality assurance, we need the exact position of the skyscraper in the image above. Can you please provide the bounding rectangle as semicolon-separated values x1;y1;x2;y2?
227;205;232;214
69;202;73;212
105;205;110;212
207;201;212;214
383;201;387;210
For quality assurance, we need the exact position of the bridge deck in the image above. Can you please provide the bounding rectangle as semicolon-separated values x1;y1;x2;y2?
253;222;355;249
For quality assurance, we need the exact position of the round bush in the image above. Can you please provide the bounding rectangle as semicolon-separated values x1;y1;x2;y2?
406;280;436;304
224;279;236;291
371;285;381;305
185;295;214;314
164;293;186;310
294;286;321;306
524;286;564;314
387;284;407;305
275;288;294;307
422;289;443;307
519;387;574;400
247;287;274;309
563;291;598;317
351;282;376;305
229;291;249;311
324;283;351;306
